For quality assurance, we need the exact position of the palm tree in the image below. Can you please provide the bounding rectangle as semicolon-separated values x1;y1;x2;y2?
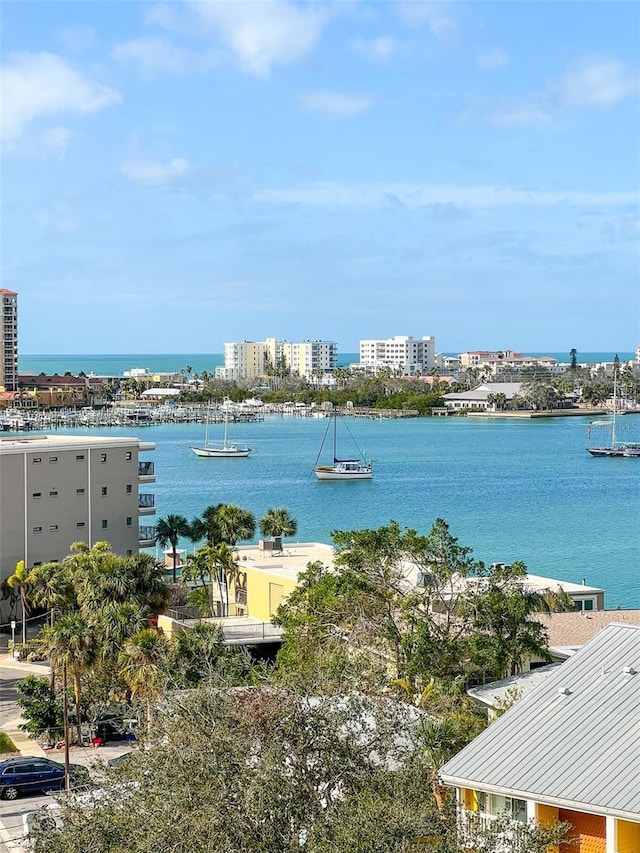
421;716;471;812
155;514;190;583
7;561;31;645
190;504;225;546
210;542;240;617
259;507;298;544
40;612;95;746
96;602;148;662
216;504;256;546
119;628;168;728
27;561;75;627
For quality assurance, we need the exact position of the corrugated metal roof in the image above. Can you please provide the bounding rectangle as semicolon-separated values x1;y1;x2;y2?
441;624;640;819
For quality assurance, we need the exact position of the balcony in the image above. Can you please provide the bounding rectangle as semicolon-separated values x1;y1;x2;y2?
138;461;155;482
138;493;156;515
235;588;247;606
139;525;156;547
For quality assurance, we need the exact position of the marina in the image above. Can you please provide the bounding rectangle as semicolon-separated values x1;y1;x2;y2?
5;413;637;609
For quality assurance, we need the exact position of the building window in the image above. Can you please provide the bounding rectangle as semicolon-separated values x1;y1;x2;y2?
126;550;133;556
32;526;42;533
32;492;41;499
49;456;58;463
101;487;108;496
32;562;42;567
49;524;59;532
49;490;58;497
126;484;132;494
76;454;85;461
76;522;85;528
101;520;108;529
126;451;132;461
32;457;42;464
126;517;132;526
100;453;107;463
76;488;85;495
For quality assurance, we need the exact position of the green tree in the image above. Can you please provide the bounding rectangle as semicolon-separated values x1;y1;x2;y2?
155;514;190;583
569;348;578;370
119;628;168;728
15;675;63;743
7;560;31;645
39;612;95;745
259;507;298;541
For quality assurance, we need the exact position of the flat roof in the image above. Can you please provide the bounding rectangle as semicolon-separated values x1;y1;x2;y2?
236;541;335;582
0;435;155;454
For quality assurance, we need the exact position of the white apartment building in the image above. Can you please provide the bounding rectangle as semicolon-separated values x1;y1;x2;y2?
358;335;436;375
1;289;18;392
218;341;268;382
0;434;156;588
217;338;337;381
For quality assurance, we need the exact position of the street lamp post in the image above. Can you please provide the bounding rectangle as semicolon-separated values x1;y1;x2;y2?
10;620;16;653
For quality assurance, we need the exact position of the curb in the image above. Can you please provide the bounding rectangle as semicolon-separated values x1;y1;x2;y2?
0;718;47;758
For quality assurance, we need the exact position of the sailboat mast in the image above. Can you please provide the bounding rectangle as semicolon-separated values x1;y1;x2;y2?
223;406;229;449
333;411;337;463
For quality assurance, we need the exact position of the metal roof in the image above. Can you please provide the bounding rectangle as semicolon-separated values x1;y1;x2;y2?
441;624;640;820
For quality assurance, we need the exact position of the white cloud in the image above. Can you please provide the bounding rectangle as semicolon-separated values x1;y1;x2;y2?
111;37;191;78
184;0;329;77
557;56;640;109
299;91;373;117
41;126;73;157
476;48;508;70
55;25;95;53
490;101;553;128
254;181;638;210
397;0;455;38
120;157;192;186
351;36;399;63
0;52;121;143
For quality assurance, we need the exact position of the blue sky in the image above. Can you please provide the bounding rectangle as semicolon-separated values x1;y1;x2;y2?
2;1;639;354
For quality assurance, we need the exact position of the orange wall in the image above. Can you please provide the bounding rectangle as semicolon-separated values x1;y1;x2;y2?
618;819;640;853
559;810;605;853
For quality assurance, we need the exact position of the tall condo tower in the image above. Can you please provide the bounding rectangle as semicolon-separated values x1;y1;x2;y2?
0;289;18;391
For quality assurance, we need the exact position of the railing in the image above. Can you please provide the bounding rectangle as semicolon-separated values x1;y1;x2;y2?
139;525;156;542
138;461;154;476
138;493;155;508
220;622;282;642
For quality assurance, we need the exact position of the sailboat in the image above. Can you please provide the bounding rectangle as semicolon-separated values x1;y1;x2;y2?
586;368;628;458
314;411;373;480
190;406;252;458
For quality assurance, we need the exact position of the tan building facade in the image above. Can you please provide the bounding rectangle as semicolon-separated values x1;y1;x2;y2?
1;289;18;392
0;434;156;587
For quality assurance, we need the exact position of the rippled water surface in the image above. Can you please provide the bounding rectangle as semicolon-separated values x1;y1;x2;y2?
43;413;640;608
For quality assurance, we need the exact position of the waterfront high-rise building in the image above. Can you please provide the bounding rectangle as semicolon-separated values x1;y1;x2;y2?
0;289;18;392
217;338;338;381
358;335;436;375
0;435;156;589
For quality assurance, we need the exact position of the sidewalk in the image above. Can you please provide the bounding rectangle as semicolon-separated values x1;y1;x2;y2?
0;717;47;758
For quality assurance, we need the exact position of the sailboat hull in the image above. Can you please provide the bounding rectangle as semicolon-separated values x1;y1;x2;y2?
190;445;251;458
586;447;625;458
314;463;373;480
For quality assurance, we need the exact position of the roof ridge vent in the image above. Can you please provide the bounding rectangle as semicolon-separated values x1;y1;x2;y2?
558;686;571;696
623;666;637;676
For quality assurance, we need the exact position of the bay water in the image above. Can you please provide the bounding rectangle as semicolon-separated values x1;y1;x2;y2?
33;413;640;608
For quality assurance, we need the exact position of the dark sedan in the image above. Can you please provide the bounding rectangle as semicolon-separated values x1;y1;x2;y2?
0;757;86;800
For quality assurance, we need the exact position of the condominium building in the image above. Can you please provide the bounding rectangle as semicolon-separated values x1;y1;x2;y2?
217;338;338;382
0;434;156;587
1;289;18;392
219;341;268;382
358;335;436;375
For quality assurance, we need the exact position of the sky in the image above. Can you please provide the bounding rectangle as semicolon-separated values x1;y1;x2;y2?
1;0;639;355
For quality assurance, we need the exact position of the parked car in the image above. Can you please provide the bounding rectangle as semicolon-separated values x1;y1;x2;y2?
0;757;87;800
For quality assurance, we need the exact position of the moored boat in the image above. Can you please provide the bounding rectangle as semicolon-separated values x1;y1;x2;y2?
313;411;372;480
